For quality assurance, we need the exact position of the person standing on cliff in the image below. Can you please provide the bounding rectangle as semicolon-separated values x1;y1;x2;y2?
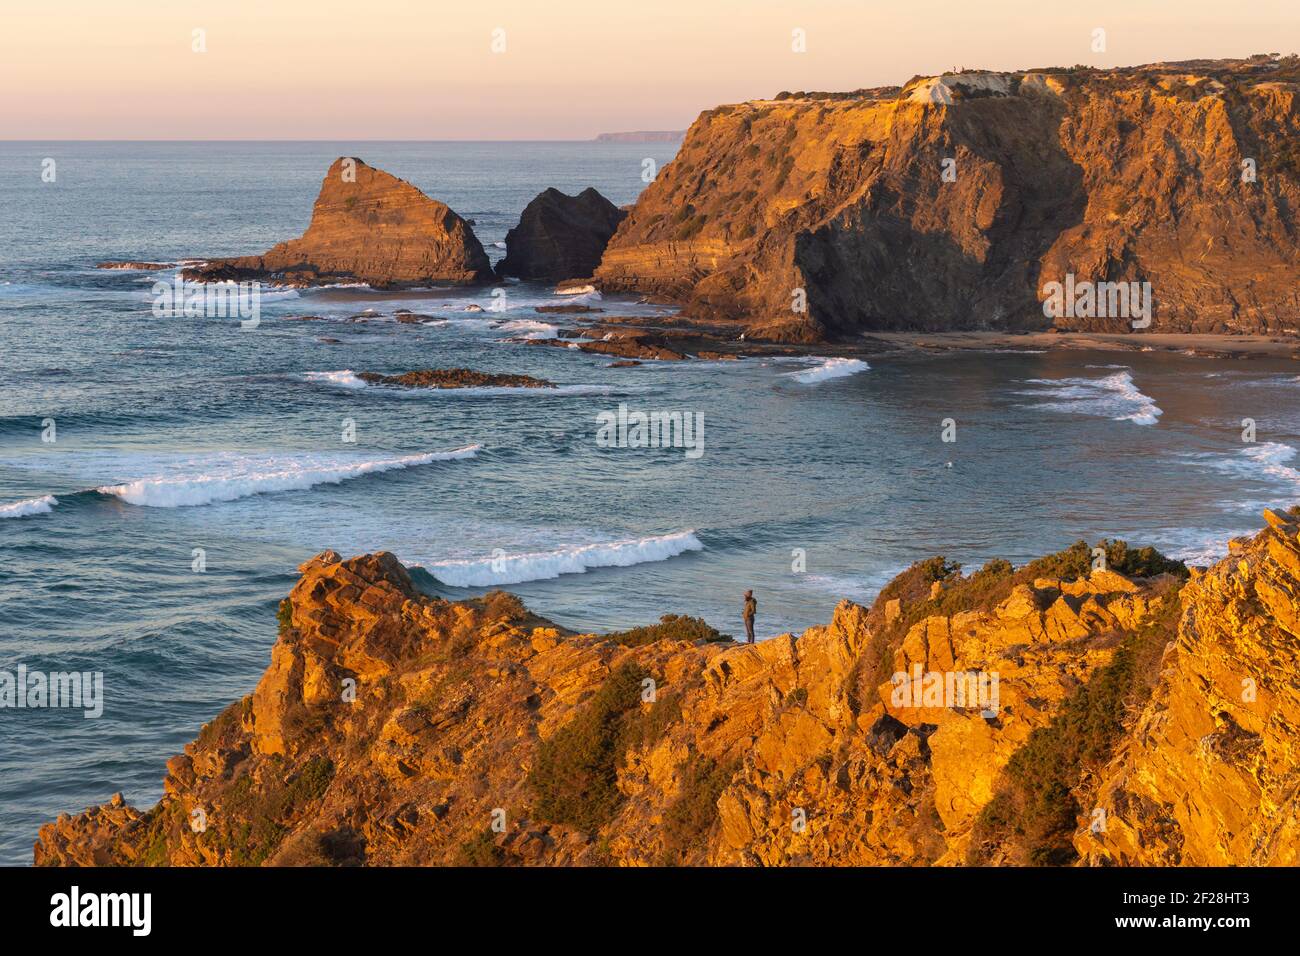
742;590;757;644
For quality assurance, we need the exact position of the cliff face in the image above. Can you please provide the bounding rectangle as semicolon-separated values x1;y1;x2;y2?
185;158;492;288
596;60;1300;340
1078;508;1300;865
33;511;1300;867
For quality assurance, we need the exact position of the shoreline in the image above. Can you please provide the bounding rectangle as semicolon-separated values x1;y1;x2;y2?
858;330;1300;361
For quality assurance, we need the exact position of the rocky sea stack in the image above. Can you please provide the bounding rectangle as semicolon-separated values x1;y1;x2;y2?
497;187;627;281
33;509;1300;867
596;58;1300;340
184;158;492;289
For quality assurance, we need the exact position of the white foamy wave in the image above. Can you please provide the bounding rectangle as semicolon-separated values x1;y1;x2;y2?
554;285;600;298
98;447;481;508
1163;532;1235;568
0;495;58;518
1018;369;1161;425
804;570;901;603
1210;441;1300;485
303;370;369;390
422;530;703;586
497;319;558;340
784;357;870;384
256;288;302;302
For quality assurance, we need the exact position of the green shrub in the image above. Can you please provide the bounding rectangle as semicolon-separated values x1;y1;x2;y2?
968;591;1182;864
660;756;740;864
529;662;659;831
221;755;335;865
455;829;504;867
603;614;729;647
276;598;294;636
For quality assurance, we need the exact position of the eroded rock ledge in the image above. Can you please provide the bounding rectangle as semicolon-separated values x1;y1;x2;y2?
33;510;1300;866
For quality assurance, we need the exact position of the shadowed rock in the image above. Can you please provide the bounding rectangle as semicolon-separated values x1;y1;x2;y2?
497;187;627;281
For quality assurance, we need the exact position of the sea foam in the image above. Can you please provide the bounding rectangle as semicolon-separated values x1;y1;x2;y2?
98;447;480;508
1018;369;1162;425
422;530;704;586
784;357;870;384
0;494;58;519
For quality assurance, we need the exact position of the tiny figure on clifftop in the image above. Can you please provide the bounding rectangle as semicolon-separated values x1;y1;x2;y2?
743;590;757;644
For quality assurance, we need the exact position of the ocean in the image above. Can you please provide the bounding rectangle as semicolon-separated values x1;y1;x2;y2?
3;141;1300;865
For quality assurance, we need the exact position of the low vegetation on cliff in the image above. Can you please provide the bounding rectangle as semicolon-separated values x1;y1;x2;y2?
33;510;1300;867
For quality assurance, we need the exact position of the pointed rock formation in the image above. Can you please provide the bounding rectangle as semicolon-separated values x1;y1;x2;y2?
184;158;492;288
497;187;626;281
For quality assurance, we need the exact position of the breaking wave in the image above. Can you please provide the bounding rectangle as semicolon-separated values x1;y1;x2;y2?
496;319;558;340
783;357;871;384
421;530;704;586
0;495;58;519
1207;441;1300;486
303;369;369;390
1018;369;1162;425
97;447;481;508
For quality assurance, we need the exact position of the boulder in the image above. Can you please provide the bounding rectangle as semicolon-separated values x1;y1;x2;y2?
497;187;626;281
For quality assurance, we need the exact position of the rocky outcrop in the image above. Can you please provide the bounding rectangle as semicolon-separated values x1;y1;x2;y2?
184;158;492;288
32;511;1300;867
497;188;627;281
356;369;556;390
1078;509;1300;865
596;58;1300;340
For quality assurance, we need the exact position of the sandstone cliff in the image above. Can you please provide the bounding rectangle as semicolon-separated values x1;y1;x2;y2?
596;58;1300;340
497;187;626;281
185;158;492;288
33;513;1300;867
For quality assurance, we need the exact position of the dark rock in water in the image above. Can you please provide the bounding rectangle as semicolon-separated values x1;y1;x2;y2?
96;261;171;270
530;333;687;361
497;187;627;281
608;360;643;368
356;368;556;389
536;304;604;314
183;158;492;289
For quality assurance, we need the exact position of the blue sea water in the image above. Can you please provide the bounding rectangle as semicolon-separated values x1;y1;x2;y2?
3;141;1300;865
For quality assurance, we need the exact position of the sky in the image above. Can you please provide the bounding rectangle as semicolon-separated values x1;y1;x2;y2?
1;0;1297;139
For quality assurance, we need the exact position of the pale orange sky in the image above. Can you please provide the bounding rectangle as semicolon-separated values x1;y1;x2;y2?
1;0;1296;139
